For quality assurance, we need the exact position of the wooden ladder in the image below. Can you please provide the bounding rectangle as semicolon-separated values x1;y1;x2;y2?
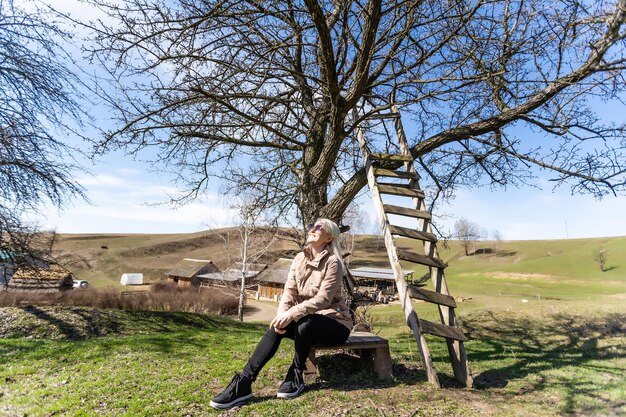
354;106;473;388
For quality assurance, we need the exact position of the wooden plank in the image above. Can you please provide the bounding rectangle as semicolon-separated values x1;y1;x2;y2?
397;249;447;269
390;225;437;242
407;285;457;308
369;153;413;163
418;319;466;341
309;331;393;380
384;204;432;220
378;183;425;198
373;168;419;180
314;332;389;350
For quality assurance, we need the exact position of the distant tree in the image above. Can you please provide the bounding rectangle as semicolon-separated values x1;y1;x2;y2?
593;248;608;272
83;0;626;230
0;0;84;262
454;218;484;256
339;202;369;267
492;229;503;252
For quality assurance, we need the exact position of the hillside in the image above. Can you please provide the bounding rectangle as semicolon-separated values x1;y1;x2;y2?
50;228;301;287
50;229;626;305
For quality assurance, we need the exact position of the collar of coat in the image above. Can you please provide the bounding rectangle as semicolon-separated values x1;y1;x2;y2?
303;245;331;268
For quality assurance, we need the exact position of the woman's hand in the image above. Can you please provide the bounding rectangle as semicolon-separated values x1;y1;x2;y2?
270;312;291;334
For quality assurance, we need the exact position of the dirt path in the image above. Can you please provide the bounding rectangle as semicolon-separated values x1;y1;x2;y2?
228;298;276;323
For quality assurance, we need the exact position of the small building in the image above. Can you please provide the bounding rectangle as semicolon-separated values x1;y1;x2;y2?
198;269;248;289
120;273;144;286
7;265;74;293
166;258;218;287
232;262;267;279
255;258;293;301
349;267;413;296
198;262;267;289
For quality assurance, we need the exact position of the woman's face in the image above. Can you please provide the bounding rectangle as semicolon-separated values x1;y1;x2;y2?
307;222;333;247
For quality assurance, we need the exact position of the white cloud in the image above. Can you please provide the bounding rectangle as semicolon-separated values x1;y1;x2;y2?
32;170;238;233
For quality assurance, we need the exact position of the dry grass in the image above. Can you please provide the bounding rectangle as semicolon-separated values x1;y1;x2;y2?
0;283;239;315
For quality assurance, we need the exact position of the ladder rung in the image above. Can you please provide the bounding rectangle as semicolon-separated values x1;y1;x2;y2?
373;168;420;180
408;285;457;308
384;204;432;220
418;319;466;341
397;249;447;269
390;225;437;242
378;183;425;198
370;153;413;163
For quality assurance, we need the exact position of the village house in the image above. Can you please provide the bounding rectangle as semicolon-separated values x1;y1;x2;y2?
7;264;74;293
165;258;218;287
254;258;293;301
198;262;267;289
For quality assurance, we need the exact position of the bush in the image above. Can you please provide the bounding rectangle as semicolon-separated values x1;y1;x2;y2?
0;284;239;315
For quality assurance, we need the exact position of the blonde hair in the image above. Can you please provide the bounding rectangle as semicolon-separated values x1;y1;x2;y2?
315;218;346;275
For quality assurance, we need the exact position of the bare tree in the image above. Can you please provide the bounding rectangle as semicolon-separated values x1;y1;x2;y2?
340;202;370;267
216;197;279;321
81;0;626;229
454;218;484;256
1;0;85;263
593;247;609;272
492;229;503;252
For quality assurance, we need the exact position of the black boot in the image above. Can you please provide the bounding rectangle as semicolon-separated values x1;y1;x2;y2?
209;373;253;409
276;365;304;399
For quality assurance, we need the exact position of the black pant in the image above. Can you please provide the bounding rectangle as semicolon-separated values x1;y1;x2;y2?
242;314;350;381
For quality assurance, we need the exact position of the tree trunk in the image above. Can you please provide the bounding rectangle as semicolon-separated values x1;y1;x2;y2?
238;227;249;322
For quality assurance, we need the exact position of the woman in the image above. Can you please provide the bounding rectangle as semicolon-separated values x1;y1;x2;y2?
210;218;353;410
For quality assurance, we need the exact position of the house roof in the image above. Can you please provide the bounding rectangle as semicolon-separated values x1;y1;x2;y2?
10;264;74;281
349;267;413;281
166;258;216;278
8;265;74;292
232;262;267;276
198;269;243;283
255;258;293;285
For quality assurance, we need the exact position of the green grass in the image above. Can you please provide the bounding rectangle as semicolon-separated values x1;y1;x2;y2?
2;233;625;415
1;300;624;417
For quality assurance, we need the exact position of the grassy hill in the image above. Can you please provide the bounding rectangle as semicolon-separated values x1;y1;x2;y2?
50;228;301;287
51;229;626;304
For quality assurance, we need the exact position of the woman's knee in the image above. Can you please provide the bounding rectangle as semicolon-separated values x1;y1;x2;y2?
294;315;315;337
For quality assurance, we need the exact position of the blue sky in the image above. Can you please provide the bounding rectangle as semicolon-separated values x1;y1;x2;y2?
25;0;626;240
35;154;626;240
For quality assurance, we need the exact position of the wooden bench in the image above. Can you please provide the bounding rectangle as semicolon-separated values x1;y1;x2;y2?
305;331;393;380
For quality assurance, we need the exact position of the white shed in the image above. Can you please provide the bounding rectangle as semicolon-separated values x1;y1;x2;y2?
120;273;144;286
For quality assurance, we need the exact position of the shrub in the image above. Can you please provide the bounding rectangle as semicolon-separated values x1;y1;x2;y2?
0;284;239;315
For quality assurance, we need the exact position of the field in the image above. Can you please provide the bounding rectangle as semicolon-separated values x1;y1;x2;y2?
1;231;625;416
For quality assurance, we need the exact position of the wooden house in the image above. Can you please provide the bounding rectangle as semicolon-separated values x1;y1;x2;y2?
7;265;74;293
165;258;218;287
255;258;293;301
198;262;267;289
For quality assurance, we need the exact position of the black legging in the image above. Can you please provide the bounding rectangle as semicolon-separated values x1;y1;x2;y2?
242;314;350;381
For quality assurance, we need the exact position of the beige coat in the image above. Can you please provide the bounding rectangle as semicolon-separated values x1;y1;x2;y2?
277;248;353;330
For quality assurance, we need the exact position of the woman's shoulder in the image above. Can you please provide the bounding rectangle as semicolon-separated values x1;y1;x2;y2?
324;252;342;267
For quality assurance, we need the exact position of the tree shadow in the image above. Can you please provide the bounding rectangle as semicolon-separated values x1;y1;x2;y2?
462;311;625;412
471;248;517;257
9;306;266;342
